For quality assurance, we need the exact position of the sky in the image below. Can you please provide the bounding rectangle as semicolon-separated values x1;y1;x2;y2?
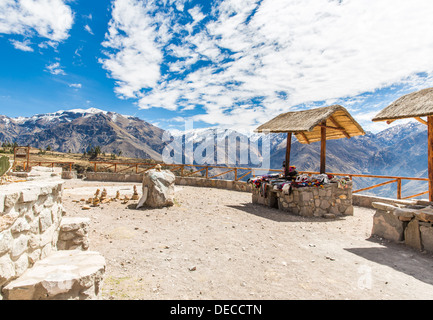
1;0;433;134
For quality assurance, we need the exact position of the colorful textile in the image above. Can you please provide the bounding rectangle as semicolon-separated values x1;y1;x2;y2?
248;170;350;192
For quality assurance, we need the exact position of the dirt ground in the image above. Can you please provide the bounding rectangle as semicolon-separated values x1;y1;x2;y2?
62;179;433;300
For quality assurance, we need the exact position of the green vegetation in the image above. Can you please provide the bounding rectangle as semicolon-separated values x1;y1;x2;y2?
0;156;10;176
0;141;18;154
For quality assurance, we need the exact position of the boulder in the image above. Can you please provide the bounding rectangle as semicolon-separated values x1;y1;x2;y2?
371;209;405;242
137;169;175;208
404;219;423;251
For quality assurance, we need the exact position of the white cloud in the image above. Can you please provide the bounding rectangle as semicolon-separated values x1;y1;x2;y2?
38;40;58;49
9;38;33;51
100;0;167;98
84;24;93;35
69;83;82;89
101;0;433;132
46;62;66;75
0;0;74;44
188;6;205;25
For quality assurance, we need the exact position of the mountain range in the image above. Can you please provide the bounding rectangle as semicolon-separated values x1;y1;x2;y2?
0;108;165;160
0;108;428;198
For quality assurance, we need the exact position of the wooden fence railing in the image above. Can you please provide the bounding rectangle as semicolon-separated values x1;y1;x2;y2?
13;161;74;172
89;161;429;200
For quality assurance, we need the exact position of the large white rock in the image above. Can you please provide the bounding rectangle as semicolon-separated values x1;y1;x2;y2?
137;169;175;209
2;250;105;300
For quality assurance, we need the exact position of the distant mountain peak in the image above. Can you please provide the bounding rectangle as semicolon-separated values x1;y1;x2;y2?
59;107;108;114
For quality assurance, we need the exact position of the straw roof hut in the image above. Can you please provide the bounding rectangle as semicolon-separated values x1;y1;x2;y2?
372;87;433;201
372;87;433;124
255;105;365;174
256;105;365;144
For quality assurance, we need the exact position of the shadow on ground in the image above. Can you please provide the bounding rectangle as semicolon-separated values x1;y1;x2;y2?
345;236;433;286
226;202;345;223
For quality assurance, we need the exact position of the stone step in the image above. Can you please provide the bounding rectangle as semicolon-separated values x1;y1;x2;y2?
2;250;105;300
57;217;90;251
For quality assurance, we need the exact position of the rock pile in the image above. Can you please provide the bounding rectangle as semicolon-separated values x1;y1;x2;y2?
77;187;140;210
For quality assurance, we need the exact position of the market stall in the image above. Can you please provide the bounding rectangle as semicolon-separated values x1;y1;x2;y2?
251;105;365;218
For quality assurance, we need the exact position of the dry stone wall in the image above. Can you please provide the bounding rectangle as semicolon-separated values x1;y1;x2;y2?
84;172;253;193
0;180;64;296
252;181;353;218
371;202;433;253
175;176;252;193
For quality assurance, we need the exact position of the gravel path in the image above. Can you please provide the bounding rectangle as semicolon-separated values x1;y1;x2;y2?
62;179;433;300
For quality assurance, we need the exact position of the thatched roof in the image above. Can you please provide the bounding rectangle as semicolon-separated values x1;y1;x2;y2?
255;105;365;144
372;87;433;122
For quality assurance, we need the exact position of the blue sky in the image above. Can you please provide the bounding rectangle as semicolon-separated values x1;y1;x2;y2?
1;0;433;134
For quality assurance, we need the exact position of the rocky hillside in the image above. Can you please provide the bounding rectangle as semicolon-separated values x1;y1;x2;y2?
0;108;165;160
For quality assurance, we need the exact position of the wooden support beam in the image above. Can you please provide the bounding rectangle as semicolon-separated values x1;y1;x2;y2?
415;117;428;125
397;178;402;199
285;132;292;176
237;170;252;181
402;190;429;200
329;116;350;139
299;132;310;144
317;124;345;131
320;122;326;174
208;168;235;179
184;167;208;177
353;179;398;194
428;116;433;202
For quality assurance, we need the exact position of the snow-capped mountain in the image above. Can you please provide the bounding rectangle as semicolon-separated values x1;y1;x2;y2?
0;108;428;198
0;108;166;160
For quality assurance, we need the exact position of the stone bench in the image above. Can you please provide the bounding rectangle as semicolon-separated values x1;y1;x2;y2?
0;178;106;300
371;202;433;252
2;250;105;300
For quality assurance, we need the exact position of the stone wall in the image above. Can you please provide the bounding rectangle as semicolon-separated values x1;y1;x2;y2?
85;172;143;183
353;194;431;209
175;176;252;193
84;172;253;193
0;179;64;296
252;181;353;218
371;202;433;253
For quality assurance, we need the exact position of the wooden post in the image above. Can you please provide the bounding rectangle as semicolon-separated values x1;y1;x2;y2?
285;132;292;176
320;123;326;174
428;116;433;202
397;178;402;200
